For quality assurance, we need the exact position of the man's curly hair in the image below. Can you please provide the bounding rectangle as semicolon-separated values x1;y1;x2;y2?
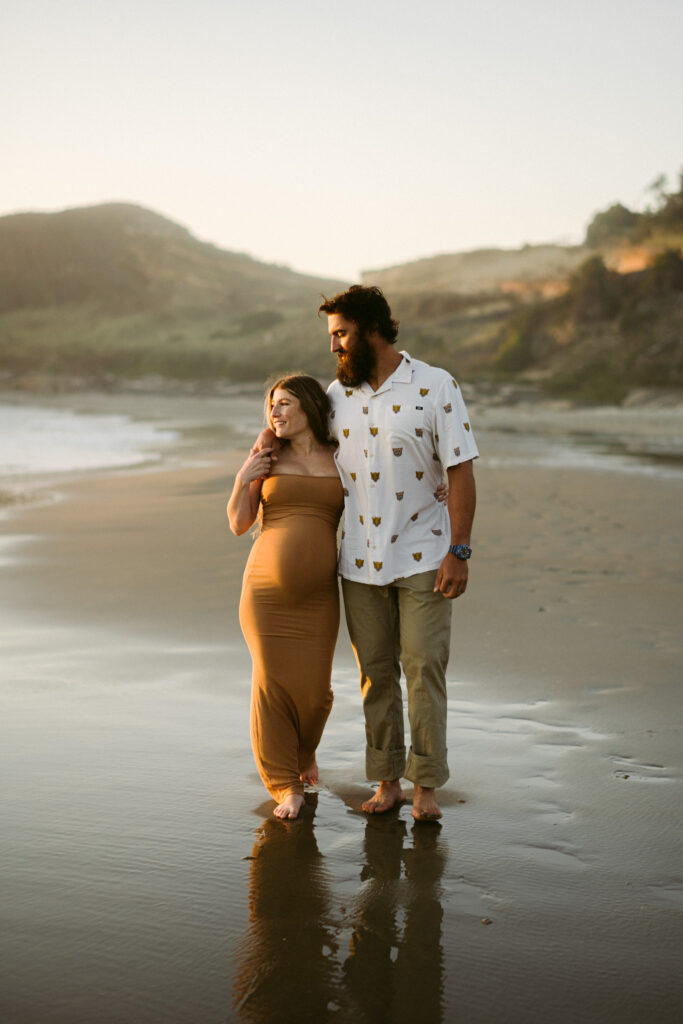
318;285;399;344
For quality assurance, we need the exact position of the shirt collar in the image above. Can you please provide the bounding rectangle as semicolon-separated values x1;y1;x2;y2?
360;351;413;396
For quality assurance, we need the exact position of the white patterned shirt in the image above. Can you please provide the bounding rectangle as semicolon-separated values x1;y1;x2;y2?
327;352;478;585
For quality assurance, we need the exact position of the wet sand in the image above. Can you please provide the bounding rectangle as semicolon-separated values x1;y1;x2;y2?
1;425;682;1023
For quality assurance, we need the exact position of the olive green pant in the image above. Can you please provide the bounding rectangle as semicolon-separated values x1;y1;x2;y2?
341;570;452;788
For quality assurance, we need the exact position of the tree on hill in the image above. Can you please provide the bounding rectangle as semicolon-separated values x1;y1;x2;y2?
646;170;683;232
585;203;640;247
648;248;683;291
569;255;622;320
585;168;683;247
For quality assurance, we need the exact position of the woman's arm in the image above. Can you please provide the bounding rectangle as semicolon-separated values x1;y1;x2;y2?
227;447;274;535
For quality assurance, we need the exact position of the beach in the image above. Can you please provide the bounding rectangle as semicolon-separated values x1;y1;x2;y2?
1;391;682;1023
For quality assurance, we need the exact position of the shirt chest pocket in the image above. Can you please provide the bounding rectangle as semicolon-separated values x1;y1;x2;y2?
381;402;428;445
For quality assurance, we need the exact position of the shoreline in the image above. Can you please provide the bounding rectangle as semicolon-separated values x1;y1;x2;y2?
2;385;682;498
1;410;682;1022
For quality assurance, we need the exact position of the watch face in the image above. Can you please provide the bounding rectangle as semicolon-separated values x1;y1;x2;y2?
455;545;471;560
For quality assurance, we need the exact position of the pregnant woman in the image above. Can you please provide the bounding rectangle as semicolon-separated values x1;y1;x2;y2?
228;375;343;820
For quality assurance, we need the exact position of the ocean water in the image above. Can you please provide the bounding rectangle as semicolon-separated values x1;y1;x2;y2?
2;390;682;492
0;403;179;477
471;399;683;478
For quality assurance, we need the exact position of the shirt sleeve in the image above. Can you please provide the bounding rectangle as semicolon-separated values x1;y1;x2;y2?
326;381;340;441
432;374;479;468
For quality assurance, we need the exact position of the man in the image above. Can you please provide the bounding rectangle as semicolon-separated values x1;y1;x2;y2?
320;285;477;821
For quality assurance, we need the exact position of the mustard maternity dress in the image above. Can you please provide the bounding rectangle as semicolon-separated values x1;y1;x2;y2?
239;473;344;804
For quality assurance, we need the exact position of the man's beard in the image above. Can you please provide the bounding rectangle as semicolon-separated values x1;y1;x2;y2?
335;328;376;387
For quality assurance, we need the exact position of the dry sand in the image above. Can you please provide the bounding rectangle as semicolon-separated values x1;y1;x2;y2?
1;426;682;1023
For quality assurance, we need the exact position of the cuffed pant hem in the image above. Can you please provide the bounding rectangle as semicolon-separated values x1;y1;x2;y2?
365;746;406;783
405;747;449;789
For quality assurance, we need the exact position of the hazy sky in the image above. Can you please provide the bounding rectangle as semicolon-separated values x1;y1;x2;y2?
3;0;682;280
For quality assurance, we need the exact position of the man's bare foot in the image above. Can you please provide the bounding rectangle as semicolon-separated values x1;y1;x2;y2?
362;779;406;814
274;793;304;820
299;760;319;786
411;785;442;821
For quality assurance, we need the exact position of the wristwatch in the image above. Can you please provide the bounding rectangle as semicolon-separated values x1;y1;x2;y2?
448;544;472;560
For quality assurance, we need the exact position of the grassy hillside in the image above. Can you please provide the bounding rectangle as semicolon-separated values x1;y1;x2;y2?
0;203;346;387
359;174;683;400
363;244;590;299
1;177;682;401
487;174;683;401
492;252;683;401
358;248;582;384
363;246;683;402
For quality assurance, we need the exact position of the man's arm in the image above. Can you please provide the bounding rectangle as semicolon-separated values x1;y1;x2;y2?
433;459;476;599
252;426;280;456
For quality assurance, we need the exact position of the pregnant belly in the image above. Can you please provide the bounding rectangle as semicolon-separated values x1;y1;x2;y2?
244;522;338;604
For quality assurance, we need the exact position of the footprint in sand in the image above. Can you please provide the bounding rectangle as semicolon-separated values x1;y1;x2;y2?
609;755;673;782
646;882;683;907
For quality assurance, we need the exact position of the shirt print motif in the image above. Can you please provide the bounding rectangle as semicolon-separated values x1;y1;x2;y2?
328;352;479;585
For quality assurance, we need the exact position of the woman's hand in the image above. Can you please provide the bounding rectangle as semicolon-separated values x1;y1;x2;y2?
237;447;274;485
228;448;274;535
434;480;449;504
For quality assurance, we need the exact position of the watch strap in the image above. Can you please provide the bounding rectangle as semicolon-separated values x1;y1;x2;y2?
448;544;472;560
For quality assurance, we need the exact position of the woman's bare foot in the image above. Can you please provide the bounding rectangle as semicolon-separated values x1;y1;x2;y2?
362;779;406;813
299;760;319;786
274;793;304;820
411;785;442;821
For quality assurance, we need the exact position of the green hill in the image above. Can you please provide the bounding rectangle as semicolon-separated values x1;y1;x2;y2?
358;174;683;401
488;173;683;400
1;176;682;401
359;245;591;385
362;244;590;298
0;203;346;387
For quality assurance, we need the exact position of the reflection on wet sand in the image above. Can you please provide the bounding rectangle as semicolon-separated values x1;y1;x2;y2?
233;797;447;1024
233;795;338;1021
344;816;446;1024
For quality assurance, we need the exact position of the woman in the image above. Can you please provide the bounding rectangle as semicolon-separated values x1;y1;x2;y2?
228;374;343;820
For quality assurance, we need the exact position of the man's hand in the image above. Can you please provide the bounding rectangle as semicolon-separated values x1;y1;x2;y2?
434;480;448;504
434;552;468;599
251;426;279;460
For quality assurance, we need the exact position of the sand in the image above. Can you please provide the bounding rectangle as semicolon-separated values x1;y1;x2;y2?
1;410;682;1023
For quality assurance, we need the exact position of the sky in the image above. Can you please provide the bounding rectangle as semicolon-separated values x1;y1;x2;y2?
3;0;683;281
